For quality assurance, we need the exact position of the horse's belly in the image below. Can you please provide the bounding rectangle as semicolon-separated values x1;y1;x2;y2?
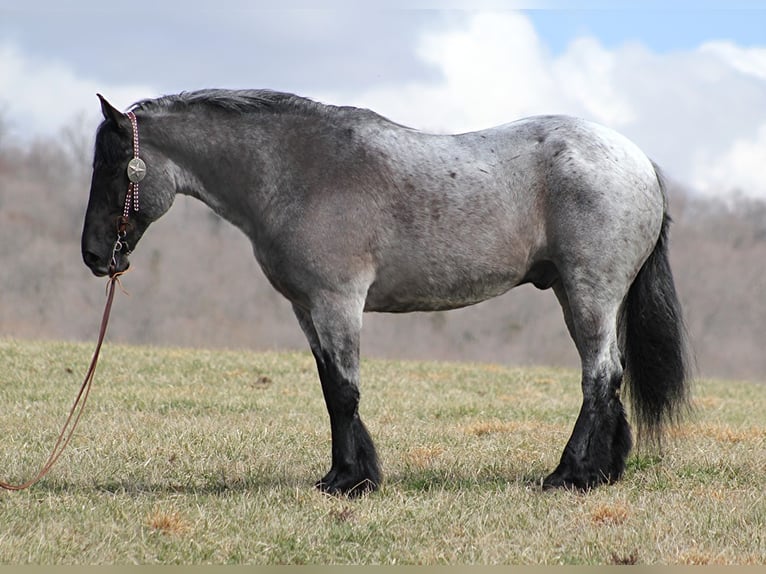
363;264;523;313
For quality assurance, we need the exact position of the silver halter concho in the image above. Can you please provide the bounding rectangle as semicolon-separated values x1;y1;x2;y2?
110;110;146;274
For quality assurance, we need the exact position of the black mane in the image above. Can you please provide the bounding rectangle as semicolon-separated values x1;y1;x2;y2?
131;89;349;117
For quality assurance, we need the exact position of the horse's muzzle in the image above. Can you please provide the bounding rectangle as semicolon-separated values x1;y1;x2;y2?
83;249;109;277
83;249;130;277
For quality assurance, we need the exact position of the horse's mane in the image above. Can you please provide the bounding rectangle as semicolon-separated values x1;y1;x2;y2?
130;89;359;119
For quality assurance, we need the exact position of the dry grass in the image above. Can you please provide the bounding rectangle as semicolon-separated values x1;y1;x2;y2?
0;338;764;565
589;502;630;526
146;508;190;535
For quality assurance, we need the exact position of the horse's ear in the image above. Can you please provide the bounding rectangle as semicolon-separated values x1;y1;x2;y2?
97;93;125;126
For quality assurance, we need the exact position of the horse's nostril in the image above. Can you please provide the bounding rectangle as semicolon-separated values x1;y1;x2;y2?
83;250;103;269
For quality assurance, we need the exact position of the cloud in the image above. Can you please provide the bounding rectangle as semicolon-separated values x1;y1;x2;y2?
321;12;559;133
327;12;766;199
700;41;766;81
0;42;154;141
551;36;636;127
692;122;766;200
2;11;765;200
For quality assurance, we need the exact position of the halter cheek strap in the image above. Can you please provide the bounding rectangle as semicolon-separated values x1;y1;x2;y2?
123;111;146;219
111;111;146;273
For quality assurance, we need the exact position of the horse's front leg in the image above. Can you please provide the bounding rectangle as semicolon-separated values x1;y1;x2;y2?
292;301;380;497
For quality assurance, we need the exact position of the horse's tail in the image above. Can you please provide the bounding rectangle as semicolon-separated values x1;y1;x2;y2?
621;165;692;445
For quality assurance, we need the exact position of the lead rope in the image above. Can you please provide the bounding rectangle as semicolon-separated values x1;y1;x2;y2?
1;109;144;491
0;274;124;490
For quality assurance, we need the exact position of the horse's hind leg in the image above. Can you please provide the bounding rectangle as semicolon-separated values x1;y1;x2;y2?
543;280;632;490
292;301;380;497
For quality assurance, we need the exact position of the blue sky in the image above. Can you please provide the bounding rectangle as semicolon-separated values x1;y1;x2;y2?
1;3;765;199
526;8;766;54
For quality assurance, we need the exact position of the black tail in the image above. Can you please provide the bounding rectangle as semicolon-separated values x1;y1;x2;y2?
622;175;692;445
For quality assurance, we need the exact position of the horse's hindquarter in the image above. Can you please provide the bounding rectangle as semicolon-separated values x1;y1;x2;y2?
538;117;665;284
362;126;547;313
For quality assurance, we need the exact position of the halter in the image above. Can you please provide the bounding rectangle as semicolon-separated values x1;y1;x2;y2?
110;110;146;274
124;111;145;215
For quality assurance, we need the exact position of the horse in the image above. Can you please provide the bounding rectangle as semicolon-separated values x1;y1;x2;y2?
82;89;690;496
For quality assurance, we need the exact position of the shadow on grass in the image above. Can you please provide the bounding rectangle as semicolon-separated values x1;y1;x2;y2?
30;468;548;498
31;457;670;497
33;470;314;496
388;452;676;495
386;467;546;494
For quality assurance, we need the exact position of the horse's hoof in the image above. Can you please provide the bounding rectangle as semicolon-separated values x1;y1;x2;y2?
542;471;581;491
542;468;600;491
315;475;377;498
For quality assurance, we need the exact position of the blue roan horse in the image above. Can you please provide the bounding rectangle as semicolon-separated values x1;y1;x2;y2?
82;90;690;495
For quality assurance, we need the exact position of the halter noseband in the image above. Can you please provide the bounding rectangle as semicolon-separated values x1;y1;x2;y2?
110;110;146;273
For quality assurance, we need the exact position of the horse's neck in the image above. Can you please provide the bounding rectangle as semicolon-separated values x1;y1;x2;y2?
154;114;271;237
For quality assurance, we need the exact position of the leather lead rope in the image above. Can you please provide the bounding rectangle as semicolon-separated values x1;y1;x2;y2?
0;274;123;490
1;109;143;491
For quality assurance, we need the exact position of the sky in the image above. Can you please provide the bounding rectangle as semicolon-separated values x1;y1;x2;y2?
1;1;765;200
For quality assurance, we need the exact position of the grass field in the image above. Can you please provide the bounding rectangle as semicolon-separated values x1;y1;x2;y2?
0;337;764;565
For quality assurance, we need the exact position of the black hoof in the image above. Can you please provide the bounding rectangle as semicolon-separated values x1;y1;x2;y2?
542;460;621;491
542;468;598;491
546;400;632;491
315;468;378;497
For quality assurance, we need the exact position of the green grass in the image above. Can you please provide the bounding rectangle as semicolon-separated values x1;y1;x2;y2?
0;337;764;564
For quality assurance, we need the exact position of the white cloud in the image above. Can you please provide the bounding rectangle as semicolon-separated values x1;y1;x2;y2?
321;12;559;134
327;12;766;200
699;41;766;81
551;36;636;127
692;122;766;200
415;12;559;130
2;12;765;200
0;43;154;141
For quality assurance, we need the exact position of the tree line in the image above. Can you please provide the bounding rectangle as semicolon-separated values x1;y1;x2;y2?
1;118;765;382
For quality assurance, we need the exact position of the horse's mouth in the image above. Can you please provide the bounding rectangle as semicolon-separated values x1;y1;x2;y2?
108;254;131;277
83;250;130;277
90;265;109;278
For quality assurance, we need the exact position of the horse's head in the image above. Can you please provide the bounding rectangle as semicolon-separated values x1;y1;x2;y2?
81;95;175;276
